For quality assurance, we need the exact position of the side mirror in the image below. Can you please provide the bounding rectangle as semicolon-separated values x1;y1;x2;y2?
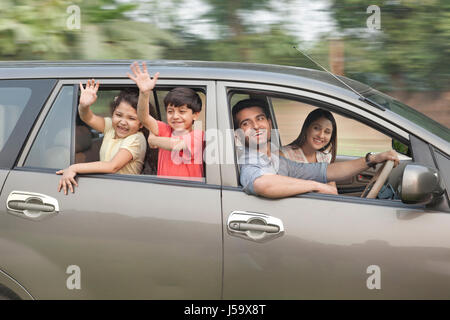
399;164;444;204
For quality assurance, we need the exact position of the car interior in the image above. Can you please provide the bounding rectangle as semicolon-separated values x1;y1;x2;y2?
74;86;206;178
228;90;413;201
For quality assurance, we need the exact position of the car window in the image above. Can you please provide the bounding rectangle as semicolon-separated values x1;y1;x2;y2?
365;90;450;142
0;87;32;152
270;97;392;157
24;86;73;169
75;86;207;182
229;90;409;200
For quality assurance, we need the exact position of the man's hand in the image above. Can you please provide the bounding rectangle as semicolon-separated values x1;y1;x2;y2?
56;166;78;195
315;182;338;195
127;61;159;93
79;79;99;109
371;150;399;167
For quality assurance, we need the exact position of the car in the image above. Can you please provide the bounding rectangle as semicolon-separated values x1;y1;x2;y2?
0;60;449;300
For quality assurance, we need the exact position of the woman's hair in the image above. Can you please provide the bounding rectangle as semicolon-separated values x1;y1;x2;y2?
287;108;337;163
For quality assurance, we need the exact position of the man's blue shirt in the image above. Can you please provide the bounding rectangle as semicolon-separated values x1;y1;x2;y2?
237;147;328;195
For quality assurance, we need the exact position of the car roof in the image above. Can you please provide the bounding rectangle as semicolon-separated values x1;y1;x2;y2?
0;60;370;99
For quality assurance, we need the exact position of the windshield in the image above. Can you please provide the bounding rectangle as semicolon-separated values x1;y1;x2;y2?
364;90;450;142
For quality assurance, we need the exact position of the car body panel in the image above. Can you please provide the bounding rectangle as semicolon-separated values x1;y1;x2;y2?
0;73;222;299
221;189;450;299
0;170;8;194
215;78;450;299
0;268;34;300
0;170;222;299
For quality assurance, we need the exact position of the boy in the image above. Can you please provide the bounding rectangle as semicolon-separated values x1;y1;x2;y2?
128;61;204;179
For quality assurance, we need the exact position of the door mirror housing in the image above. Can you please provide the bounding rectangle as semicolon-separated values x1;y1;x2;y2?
399;164;444;205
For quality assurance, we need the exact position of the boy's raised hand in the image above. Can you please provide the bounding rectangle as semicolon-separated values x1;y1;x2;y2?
127;61;159;93
79;79;99;109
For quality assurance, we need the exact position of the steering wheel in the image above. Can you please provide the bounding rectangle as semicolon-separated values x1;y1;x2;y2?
361;160;395;199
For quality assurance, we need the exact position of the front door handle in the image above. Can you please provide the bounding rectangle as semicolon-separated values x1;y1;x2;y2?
227;211;284;243
6;191;60;220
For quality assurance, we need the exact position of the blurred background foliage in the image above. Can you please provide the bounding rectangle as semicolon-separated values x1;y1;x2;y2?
0;0;449;126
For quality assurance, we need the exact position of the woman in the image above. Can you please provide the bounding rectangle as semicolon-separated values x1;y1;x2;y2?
282;108;337;164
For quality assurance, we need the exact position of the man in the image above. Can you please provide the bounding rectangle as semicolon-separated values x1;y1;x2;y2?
232;99;399;198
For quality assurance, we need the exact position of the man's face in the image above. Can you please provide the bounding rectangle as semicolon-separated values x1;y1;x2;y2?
235;106;272;148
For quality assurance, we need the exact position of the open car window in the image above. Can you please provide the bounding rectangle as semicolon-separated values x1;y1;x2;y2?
76;86;207;182
229;89;413;200
23;83;207;184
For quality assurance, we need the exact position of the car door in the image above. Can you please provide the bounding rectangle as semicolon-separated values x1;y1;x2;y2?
0;79;57;299
0;79;222;299
217;81;450;299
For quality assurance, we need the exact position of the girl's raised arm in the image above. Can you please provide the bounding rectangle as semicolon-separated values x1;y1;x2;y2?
78;79;105;133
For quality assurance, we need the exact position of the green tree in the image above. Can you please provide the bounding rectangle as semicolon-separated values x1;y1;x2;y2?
162;0;318;68
329;0;450;90
0;0;179;60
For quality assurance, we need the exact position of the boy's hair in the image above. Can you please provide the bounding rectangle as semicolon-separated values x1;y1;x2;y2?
164;87;202;113
232;98;271;129
111;88;139;111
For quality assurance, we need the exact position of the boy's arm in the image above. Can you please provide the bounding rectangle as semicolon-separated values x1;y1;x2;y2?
127;61;160;135
56;149;133;194
148;134;186;152
78;80;105;133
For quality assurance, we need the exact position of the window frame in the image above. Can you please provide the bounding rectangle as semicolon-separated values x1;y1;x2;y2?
0;79;57;169
217;80;424;209
16;79;220;187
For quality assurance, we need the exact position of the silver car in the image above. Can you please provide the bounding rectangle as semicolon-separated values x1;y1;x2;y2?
0;61;449;299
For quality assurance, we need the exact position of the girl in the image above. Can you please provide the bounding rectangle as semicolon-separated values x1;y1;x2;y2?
56;79;147;194
282;108;337;164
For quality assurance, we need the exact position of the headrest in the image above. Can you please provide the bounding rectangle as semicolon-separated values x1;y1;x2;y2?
75;126;92;152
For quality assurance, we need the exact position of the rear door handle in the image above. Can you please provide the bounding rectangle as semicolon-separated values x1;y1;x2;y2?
6;191;60;220
229;222;280;233
227;211;284;242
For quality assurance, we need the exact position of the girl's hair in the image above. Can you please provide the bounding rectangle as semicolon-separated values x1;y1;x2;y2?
287;108;337;163
110;88;139;111
110;88;149;137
